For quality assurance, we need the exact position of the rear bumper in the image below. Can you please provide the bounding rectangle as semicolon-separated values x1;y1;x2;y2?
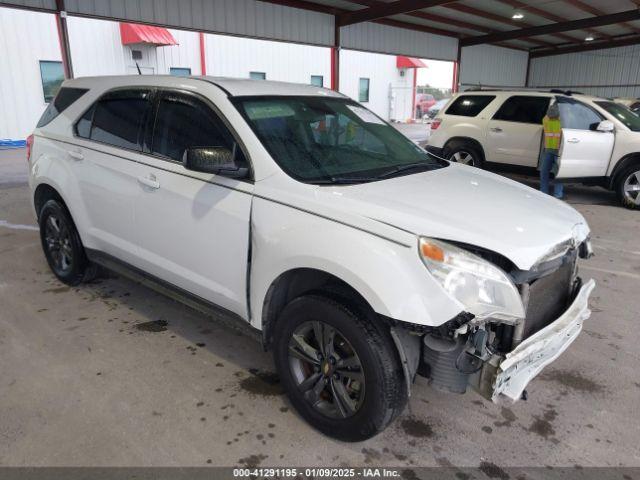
491;278;596;401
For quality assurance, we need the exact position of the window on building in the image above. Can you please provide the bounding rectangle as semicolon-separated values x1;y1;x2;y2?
557;99;604;130
310;75;324;87
39;61;64;103
151;91;243;164
492;96;550;124
445;95;496;117
88;89;152;151
250;72;266;80
358;78;370;103
170;67;191;77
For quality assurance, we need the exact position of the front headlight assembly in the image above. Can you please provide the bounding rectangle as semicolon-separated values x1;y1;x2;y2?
419;237;525;322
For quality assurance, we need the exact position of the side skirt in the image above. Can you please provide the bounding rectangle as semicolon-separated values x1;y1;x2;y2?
85;249;262;343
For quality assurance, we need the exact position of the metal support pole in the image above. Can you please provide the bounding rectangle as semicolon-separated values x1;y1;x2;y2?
199;32;207;75
452;43;461;93
55;0;74;79
331;21;340;91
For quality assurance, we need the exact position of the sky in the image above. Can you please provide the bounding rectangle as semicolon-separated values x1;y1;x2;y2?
417;59;455;90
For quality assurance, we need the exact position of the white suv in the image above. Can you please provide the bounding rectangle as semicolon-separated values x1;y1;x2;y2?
427;89;640;209
29;76;595;441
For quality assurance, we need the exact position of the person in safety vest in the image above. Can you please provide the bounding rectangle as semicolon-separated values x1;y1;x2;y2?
539;101;564;199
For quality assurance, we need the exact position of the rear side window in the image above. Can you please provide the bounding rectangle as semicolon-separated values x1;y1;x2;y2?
151;91;242;163
37;87;89;127
492;96;550;124
85;89;152;151
445;95;495;117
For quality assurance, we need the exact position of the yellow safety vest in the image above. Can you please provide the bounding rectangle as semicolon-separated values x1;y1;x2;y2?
542;116;561;150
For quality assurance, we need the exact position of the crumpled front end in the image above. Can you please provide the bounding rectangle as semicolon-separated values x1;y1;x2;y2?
482;279;594;401
415;238;595;403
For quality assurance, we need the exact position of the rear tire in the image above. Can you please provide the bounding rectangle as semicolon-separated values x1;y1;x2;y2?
273;294;407;441
39;199;89;285
615;164;640;210
444;141;483;168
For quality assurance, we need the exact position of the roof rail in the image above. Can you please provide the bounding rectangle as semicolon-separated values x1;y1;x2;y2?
461;84;583;96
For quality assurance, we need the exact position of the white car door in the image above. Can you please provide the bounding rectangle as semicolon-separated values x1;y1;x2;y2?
134;90;253;319
486;95;550;167
72;88;153;263
556;99;614;178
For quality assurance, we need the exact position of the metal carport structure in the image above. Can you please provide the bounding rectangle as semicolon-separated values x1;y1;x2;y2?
2;0;640;95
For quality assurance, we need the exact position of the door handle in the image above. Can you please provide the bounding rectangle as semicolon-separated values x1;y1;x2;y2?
137;174;160;189
68;149;84;160
490;127;503;133
567;138;580;143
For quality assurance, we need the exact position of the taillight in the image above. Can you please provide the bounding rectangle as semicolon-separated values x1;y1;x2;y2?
431;118;442;130
26;134;34;162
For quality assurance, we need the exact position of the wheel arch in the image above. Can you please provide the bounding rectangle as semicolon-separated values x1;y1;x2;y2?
443;136;486;164
34;183;67;220
608;153;640;189
260;268;376;351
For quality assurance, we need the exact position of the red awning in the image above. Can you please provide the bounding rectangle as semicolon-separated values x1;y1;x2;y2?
396;56;427;69
119;23;178;46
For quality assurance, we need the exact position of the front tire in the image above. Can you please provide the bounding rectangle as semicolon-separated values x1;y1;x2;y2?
39;199;89;285
274;295;407;441
615;164;640;209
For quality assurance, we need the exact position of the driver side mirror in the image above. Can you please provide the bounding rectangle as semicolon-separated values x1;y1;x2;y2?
596;120;614;132
182;145;248;179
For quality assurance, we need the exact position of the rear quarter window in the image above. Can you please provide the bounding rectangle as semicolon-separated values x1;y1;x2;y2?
36;87;89;127
445;95;496;117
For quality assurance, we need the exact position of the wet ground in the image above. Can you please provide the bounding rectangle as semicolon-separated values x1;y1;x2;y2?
1;148;639;468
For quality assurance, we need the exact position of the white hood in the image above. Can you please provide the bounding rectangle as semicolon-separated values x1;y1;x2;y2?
313;163;589;270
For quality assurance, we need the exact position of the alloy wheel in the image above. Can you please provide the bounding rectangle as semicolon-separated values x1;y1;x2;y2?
450;151;474;165
623;170;640;206
44;214;73;274
288;321;365;419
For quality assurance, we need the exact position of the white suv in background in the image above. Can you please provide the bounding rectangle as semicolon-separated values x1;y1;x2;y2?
29;76;594;441
427;89;640;209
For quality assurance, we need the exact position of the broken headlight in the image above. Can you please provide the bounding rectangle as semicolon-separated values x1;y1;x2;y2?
419;237;525;322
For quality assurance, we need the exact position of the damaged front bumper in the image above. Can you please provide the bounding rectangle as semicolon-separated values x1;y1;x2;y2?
488;278;596;401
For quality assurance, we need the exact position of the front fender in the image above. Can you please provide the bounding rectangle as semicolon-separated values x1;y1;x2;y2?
249;196;462;330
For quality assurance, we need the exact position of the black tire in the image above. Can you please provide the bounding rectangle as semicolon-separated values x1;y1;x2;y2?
615;163;640;210
444;141;483;168
273;294;407;441
38;199;89;285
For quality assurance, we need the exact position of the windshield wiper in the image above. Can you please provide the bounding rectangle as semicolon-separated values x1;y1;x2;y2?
310;176;376;185
375;162;439;179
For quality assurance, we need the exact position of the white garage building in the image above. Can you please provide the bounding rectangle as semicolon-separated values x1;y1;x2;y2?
0;7;430;141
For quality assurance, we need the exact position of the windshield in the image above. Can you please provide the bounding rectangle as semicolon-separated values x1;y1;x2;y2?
233;96;445;184
594;101;640;132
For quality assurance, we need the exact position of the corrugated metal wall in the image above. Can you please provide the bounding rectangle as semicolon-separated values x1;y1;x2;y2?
340;22;458;61
2;0;460;60
459;44;528;88
529;44;640;98
0;8;60;140
63;0;335;46
205;34;330;86
0;0;55;11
